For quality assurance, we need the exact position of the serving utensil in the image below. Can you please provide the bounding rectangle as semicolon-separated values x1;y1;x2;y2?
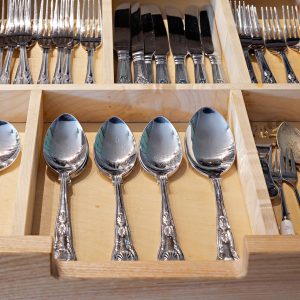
139;116;184;261
43;113;89;260
185;107;239;260
94;117;138;261
0;121;20;171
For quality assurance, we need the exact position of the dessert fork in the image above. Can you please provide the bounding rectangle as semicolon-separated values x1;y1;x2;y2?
80;0;102;83
270;148;295;235
52;0;74;84
37;0;53;84
283;6;300;53
248;5;277;83
281;148;300;206
262;6;298;83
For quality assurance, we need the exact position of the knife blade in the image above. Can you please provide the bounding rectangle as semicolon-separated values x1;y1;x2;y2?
141;5;155;83
166;6;189;84
185;6;207;83
131;3;149;83
199;9;225;83
114;3;132;83
148;4;170;84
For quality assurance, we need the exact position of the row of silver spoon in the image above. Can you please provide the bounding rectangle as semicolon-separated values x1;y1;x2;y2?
0;107;239;261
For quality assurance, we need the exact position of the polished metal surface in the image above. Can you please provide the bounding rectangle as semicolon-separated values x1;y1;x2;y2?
185;6;207;83
114;3;131;83
148;4;170;84
283;6;300;53
277;122;300;164
199;9;225;83
131;3;148;83
43;113;89;260
166;6;189;83
0;120;20;171
185;107;239;260
94;116;138;261
141;5;155;83
139;116;184;261
262;6;298;83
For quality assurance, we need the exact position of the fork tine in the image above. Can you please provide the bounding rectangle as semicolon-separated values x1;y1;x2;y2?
1;0;4;33
87;0;90;37
283;5;288;39
92;0;95;38
70;0;74;33
76;0;80;36
81;0;86;36
38;0;44;34
287;5;293;38
291;6;297;38
295;6;300;38
270;7;276;39
261;7;267;40
97;0;101;39
274;7;284;40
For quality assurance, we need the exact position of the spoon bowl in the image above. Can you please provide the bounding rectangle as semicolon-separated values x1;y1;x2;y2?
139;116;184;261
185;107;239;261
0;120;20;171
94;116;138;261
43;113;89;261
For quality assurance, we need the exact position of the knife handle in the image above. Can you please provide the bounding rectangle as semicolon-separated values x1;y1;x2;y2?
144;54;153;83
117;50;132;83
192;54;207;84
174;55;189;84
132;51;149;84
155;55;170;84
208;55;225;83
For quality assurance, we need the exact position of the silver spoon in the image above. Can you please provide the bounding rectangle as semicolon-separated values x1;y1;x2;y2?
139;116;184;261
43;113;89;261
0;121;20;171
185;107;239;261
94;117;138;261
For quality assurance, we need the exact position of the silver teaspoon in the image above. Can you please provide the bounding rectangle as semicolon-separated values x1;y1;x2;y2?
139;116;184;261
94;117;138;261
43;113;89;261
0;121;20;171
185;107;239;261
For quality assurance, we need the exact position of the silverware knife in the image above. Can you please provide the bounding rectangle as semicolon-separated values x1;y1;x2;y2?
200;9;225;83
114;3;132;83
166;6;189;84
149;5;170;83
185;6;207;83
131;3;149;83
141;5;155;83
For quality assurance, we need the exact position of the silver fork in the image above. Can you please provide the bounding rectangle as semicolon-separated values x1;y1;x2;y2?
270;148;295;235
235;1;258;83
283;6;300;53
52;0;74;84
80;0;102;83
262;6;299;83
0;0;5;73
11;0;33;84
281;148;300;206
62;0;80;84
37;0;53;84
248;5;277;83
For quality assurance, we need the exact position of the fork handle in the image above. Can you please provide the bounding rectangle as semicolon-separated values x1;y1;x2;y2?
243;49;258;83
85;49;95;84
192;54;207;83
52;47;64;84
0;48;3;74
63;48;73;84
293;187;300;206
280;51;299;84
0;47;14;84
14;45;33;84
116;50;131;83
37;48;50;84
254;49;276;83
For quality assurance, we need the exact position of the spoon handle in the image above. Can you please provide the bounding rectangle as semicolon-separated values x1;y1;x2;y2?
53;173;76;261
212;177;239;261
111;175;138;261
158;175;184;261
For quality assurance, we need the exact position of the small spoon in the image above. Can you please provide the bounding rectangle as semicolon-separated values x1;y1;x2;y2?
94;117;138;261
185;107;239;261
43;113;89;261
139;116;184;261
0;120;20;171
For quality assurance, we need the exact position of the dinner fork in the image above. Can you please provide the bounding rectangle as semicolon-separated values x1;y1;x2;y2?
281;148;300;206
270;148;295;235
262;6;298;83
62;0;80;83
235;1;258;83
248;5;277;83
11;0;33;84
37;0;53;84
52;0;74;84
283;6;300;53
0;0;5;73
80;0;102;83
